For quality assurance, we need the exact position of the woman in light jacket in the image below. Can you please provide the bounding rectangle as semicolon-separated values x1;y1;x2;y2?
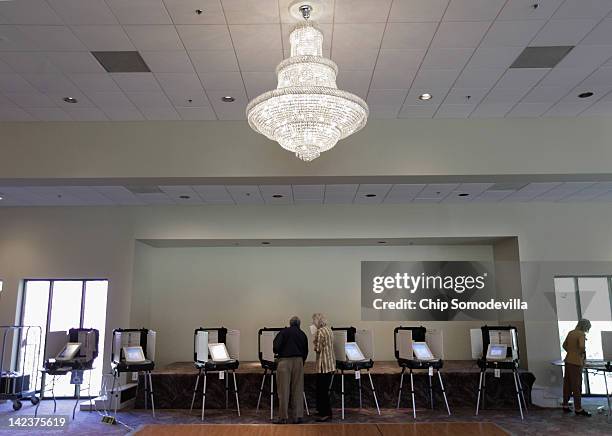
311;313;335;422
562;318;591;416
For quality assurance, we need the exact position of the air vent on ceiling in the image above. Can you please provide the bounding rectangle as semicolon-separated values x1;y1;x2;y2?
510;46;574;69
92;51;150;73
125;186;163;194
489;182;528;191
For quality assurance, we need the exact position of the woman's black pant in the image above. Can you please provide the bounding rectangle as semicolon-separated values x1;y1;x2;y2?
316;371;333;417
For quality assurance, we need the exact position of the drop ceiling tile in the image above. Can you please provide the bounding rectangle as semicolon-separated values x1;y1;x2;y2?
5;92;57;108
0;107;34;120
19;25;86;51
504;182;562;200
112;72;161;92
443;0;506;21
398;104;438;118
207;88;247;120
370;69;415;90
135;192;175;204
332;48;378;70
259;185;293;204
368;105;401;119
333;24;385;51
421;48;474;69
166;92;209;107
454;68;505;88
483;87;529;103
0;52;59;73
336;70;372;96
199;71;244;90
531;19;600;46
534;182;596;201
496;68;549;88
470;102;515;117
222;0;279;24
235;49;283;72
47;51;106;73
102;106;145;120
165;0;226;24
0;58;10;72
63;107;108;120
412;69;460;89
192;185;234;203
0;25;36;51
444;87;489;104
467;46;524;69
581;100;612;116
106;0;172;24
26;107;72;121
189;50;239;72
539;67;594;87
553;0;612;20
60;186;115;204
380;22;437;49
0;0;64;25
86;91;135;108
0;73;36;94
522;85;569;103
47;0;118;24
68;73;120;92
226;185;264;204
375;49;426;71
480;20;546;47
555;44;612;69
19;73;75;93
139;51;195;73
506;102;552;117
242;71;275;99
431;21;491;49
125;91;173;108
334;0;392;23
367;89;408;106
435;103;477;118
562;85;612;102
354;184;392;204
124;25;184;51
324;184;358;204
582;20;612;45
542;101;592;116
94;186;144;205
498;0;564;21
229;24;282;53
383;184;425;203
155;72;205;94
580;67;612;87
292;185;324;203
471;190;515;202
389;0;450;22
0;93;15;108
418;183;458;198
71;25;136;51
405;88;449;105
158;185;204;203
175;106;216;120
176;25;233;50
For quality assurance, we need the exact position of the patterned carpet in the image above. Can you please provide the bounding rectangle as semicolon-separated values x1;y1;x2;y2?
0;399;609;436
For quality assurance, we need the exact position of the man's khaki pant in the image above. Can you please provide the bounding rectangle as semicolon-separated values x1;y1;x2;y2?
277;357;304;421
563;363;583;410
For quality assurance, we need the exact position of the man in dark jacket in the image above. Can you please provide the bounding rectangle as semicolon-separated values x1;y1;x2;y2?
273;316;308;424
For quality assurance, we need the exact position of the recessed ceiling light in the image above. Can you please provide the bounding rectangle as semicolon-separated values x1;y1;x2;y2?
458;193;469;197
179;195;191;199
578;92;594;99
195;9;203;15
419;93;432;101
63;97;78;103
221;96;235;102
377;241;387;244
365;194;377;197
0;196;3;201
272;194;283;198
261;241;271;245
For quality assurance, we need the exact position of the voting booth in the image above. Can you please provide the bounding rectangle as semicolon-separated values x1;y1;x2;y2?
394;326;450;419
37;328;99;419
471;325;526;420
329;327;380;419
109;328;156;418
189;327;241;420
255;327;310;420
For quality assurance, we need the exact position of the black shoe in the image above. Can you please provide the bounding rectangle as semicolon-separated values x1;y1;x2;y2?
316;415;331;422
562;406;571;414
293;418;303;424
575;409;592;417
273;419;288;424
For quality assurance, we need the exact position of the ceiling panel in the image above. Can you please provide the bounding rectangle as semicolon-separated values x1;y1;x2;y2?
259;185;293;205
292;184;324;204
192;185;234;204
226;185;264;204
324;184;358;204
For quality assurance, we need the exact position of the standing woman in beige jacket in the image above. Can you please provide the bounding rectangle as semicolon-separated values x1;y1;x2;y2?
311;313;335;422
562;318;591;416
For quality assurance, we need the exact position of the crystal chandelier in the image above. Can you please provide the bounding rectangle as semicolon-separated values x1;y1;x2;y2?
246;4;368;162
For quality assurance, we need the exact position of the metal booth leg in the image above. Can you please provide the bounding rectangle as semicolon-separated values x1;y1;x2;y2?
190;369;201;412
410;369;416;420
482;370;487;410
358;372;363;409
201;371;207;421
367;370;381;415
148;371;156;418
72;377;81;420
232;371;240;417
225;371;229;409
397;367;405;409
144;372;148;411
303;392;310;416
438;370;451;415
341;371;345;420
604;371;611;422
475;370;483;415
52;375;57;414
512;369;524;421
428;369;434;409
516;370;528;413
270;371;274;421
256;369;266;413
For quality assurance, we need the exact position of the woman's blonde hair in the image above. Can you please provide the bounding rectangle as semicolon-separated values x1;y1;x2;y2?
312;313;327;328
575;318;591;332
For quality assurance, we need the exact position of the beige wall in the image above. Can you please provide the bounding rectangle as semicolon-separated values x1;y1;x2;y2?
1;202;612;403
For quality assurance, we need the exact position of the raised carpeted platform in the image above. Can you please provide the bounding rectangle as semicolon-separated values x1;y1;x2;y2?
137;361;534;411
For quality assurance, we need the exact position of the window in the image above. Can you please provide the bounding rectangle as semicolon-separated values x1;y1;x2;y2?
554;276;612;395
20;279;108;398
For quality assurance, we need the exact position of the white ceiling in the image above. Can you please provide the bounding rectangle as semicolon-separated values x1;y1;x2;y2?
0;0;611;121
2;181;612;206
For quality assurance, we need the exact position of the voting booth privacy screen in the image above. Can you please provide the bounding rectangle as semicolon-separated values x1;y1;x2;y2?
333;328;374;363
194;328;240;363
112;329;156;363
395;327;444;361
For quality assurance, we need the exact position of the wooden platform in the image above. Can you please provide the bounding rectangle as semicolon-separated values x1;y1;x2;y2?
133;423;509;436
